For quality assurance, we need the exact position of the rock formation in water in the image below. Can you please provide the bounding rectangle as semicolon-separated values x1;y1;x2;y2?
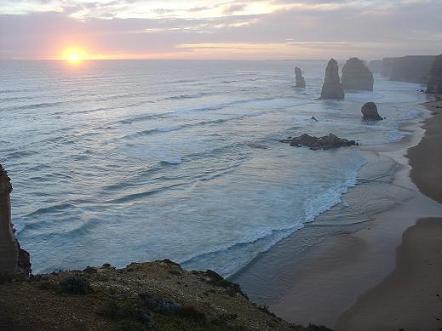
281;133;357;150
320;59;344;99
0;164;31;277
295;66;306;88
426;54;442;94
361;102;383;121
341;58;374;91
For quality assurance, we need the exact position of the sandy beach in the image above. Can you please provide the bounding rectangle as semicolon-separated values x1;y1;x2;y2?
234;98;442;329
336;99;442;330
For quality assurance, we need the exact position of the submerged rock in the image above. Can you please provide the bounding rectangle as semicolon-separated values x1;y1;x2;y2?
426;54;442;94
295;66;306;88
320;59;344;99
342;57;374;91
361;102;383;121
281;133;357;150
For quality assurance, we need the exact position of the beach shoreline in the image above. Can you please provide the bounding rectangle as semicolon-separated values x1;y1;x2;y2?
335;98;442;330
233;97;442;328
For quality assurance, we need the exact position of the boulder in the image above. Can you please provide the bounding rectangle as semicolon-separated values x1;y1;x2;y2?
361;102;383;121
295;66;306;88
320;59;344;99
342;58;374;91
426;54;442;94
281;133;357;150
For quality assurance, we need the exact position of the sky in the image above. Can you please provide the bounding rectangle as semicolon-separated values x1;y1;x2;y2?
0;0;441;60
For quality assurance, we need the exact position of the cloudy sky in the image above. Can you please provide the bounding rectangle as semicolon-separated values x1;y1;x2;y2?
0;0;441;60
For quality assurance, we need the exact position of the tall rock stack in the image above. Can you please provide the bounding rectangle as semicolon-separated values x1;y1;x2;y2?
295;66;306;88
0;164;31;277
0;164;19;274
320;59;344;99
341;57;374;91
426;54;442;94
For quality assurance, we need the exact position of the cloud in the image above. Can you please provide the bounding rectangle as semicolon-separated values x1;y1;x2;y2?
0;0;441;59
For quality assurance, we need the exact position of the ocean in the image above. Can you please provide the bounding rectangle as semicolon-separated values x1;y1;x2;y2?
0;60;427;275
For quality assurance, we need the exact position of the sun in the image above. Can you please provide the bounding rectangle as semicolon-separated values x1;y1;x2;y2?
63;48;86;64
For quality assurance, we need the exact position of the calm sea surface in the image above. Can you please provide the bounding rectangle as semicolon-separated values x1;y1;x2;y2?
0;60;426;274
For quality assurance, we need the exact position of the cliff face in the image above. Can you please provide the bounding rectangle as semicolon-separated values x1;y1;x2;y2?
341;58;374;91
426;55;442;94
0;164;31;277
0;165;18;274
387;56;435;83
295;66;306;88
320;59;344;100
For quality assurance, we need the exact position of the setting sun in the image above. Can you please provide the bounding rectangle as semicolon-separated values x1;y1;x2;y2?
63;48;86;64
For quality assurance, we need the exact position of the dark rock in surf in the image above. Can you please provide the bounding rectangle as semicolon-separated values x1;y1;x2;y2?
295;66;306;88
320;59;344;99
342;58;374;91
281;133;357;150
361;102;383;121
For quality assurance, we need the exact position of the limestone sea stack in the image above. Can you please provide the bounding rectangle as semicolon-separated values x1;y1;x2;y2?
426;54;442;94
295;66;306;88
342;57;374;91
320;59;344;99
0;164;31;277
361;102;383;121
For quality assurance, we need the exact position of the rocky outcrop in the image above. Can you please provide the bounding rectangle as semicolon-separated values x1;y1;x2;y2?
295;66;306;88
426;54;442;94
320;59;344;99
0;164;31;277
281;133;357;150
361;102;383;121
0;260;331;330
342;58;374;91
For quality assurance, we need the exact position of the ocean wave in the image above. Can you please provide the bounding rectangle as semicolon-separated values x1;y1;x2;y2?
24;202;76;218
1;101;65;112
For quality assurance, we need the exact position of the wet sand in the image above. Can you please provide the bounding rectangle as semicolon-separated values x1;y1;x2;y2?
408;99;442;204
336;217;442;331
234;99;442;329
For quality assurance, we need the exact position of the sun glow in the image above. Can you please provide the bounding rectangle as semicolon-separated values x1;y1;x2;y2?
63;48;86;64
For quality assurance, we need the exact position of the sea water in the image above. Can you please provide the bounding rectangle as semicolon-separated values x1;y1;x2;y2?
0;60;427;274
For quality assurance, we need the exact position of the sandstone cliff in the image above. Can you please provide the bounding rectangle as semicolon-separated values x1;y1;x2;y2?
341;58;374;91
426;55;442;94
320;59;344;100
381;56;435;83
0;164;31;277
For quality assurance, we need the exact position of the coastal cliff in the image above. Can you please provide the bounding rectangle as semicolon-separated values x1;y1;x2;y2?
426;54;442;94
380;56;435;83
0;261;330;331
0;164;31;277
